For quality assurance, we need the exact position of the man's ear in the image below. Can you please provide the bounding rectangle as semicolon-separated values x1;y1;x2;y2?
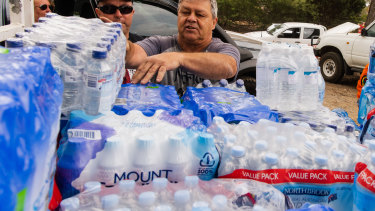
95;8;102;17
212;17;218;30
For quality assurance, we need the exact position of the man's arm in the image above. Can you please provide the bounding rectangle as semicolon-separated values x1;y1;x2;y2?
125;40;148;69
131;51;237;84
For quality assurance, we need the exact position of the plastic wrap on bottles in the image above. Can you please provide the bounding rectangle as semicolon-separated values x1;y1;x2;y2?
53;110;218;204
287;203;335;211
112;83;183;116
182;86;277;126
214;118;368;210
59;177;287;211
353;157;375;211
0;46;63;211
13;14;126;116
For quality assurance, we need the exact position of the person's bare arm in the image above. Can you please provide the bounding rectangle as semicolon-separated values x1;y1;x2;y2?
125;41;148;69
131;52;237;84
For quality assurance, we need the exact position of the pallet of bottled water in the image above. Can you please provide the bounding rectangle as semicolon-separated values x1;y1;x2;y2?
59;177;287;211
182;83;277;126
5;13;126;116
212;117;368;210
256;42;325;111
54;109;216;202
196;79;247;93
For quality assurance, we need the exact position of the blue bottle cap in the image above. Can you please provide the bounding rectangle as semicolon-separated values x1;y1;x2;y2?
38;17;48;22
219;79;228;87
5;38;23;48
138;191;156;207
15;32;25;38
46;12;58;18
24;27;33;32
236;79;244;87
83;181;101;193
231;146;245;158
92;47;107;59
332;149;345;159
184;175;199;188
36;41;57;49
60;197;80;210
197;133;214;145
174;190;190;205
152;178;168;190
66;42;82;51
119;180;135;192
202;79;211;88
107;32;118;41
101;194;119;209
264;153;279;165
97;41;111;51
254;140;268;151
280;117;292;123
32;22;43;27
101;36;115;45
345;124;354;133
314;155;328;166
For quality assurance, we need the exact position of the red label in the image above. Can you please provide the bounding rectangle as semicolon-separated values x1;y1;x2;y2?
355;162;367;174
357;168;375;193
219;169;354;185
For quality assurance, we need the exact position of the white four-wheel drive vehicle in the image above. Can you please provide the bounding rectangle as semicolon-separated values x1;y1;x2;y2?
314;21;375;82
245;22;327;45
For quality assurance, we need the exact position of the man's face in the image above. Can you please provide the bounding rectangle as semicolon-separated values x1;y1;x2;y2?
34;0;52;22
177;0;217;45
95;0;134;37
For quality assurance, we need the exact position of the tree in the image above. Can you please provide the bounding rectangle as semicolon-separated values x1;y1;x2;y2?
367;0;375;26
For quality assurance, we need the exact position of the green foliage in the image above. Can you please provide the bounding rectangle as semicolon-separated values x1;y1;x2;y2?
217;0;366;30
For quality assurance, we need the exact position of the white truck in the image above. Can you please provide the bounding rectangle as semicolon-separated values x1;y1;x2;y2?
314;21;375;82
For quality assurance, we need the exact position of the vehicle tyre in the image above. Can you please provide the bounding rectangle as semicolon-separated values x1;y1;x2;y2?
239;76;256;95
319;52;344;83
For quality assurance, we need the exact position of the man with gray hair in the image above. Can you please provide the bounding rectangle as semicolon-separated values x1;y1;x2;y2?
125;0;239;95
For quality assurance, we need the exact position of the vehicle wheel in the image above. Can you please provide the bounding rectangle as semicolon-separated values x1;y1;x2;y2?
239;76;256;95
319;52;344;83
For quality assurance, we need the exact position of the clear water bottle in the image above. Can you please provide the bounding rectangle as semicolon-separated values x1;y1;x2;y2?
184;176;200;201
256;44;272;104
219;145;246;175
137;191;156;211
314;155;329;169
166;135;190;183
132;135;157;185
61;42;84;114
83;47;113;115
219;79;228;88
233;79;246;92
80;181;102;208
152;178;170;204
119;180;136;208
211;195;228;211
261;153;279;170
249;140;268;170
101;194;120;210
300;47;319;110
195;79;212;88
281;147;300;169
331;149;345;171
174;189;191;211
60;197;80;211
277;68;298;111
317;67;325;104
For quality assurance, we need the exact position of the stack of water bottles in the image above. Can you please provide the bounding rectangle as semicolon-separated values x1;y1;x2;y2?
213;117;368;210
53;109;219;203
0;46;63;210
6;13;126;116
358;42;375;126
59;177;287;211
256;43;325;111
196;79;247;93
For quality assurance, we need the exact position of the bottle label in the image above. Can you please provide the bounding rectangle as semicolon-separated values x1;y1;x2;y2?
86;74;98;88
353;165;375;210
67;129;102;140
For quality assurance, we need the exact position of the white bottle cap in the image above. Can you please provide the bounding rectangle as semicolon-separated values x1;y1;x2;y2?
119;180;135;192
314;155;328;166
106;135;122;148
238;121;251;127
138;191;156;207
101;194;120;209
136;135;154;148
323;127;335;134
185;176;199;188
254;140;268;151
212;194;228;209
264;153;279;165
231;146;246;158
223;134;236;144
192;201;210;211
169;134;184;147
174;190;190;205
152;178;168;191
83;181;101;193
286;147;299;157
60;197;79;211
212;116;225;125
154;205;172;211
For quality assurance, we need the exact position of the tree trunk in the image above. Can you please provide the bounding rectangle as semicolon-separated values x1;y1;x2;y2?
366;0;375;26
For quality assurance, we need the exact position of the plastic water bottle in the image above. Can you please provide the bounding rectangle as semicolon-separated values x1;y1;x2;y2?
277;68;298;111
331;149;345;171
184;176;200;201
261;153;279;170
249;140;268;170
174;189;191;211
300;47;319;110
317;67;325;103
256;44;272;104
5;38;24;48
211;195;228;211
101;194;120;210
219;145;246;175
119;180;136;208
314;155;329;169
196;79;212;88
281;147;300;169
96;135;126;187
166;135;190;183
132;135;157;185
80;181;102;208
60;42;84;114
219;79;228;88
84;47;113;115
232;79;246;92
137;191;156;210
191;133;219;180
60;197;80;211
152;178;170;204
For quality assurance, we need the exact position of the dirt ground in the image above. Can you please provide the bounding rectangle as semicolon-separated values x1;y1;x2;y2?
322;73;360;123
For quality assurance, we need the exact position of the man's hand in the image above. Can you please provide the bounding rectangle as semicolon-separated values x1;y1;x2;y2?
99;16;112;23
131;52;181;84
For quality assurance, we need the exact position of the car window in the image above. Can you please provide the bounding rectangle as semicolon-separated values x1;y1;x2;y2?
131;2;178;37
303;28;320;39
268;24;285;35
278;28;301;39
367;23;375;37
